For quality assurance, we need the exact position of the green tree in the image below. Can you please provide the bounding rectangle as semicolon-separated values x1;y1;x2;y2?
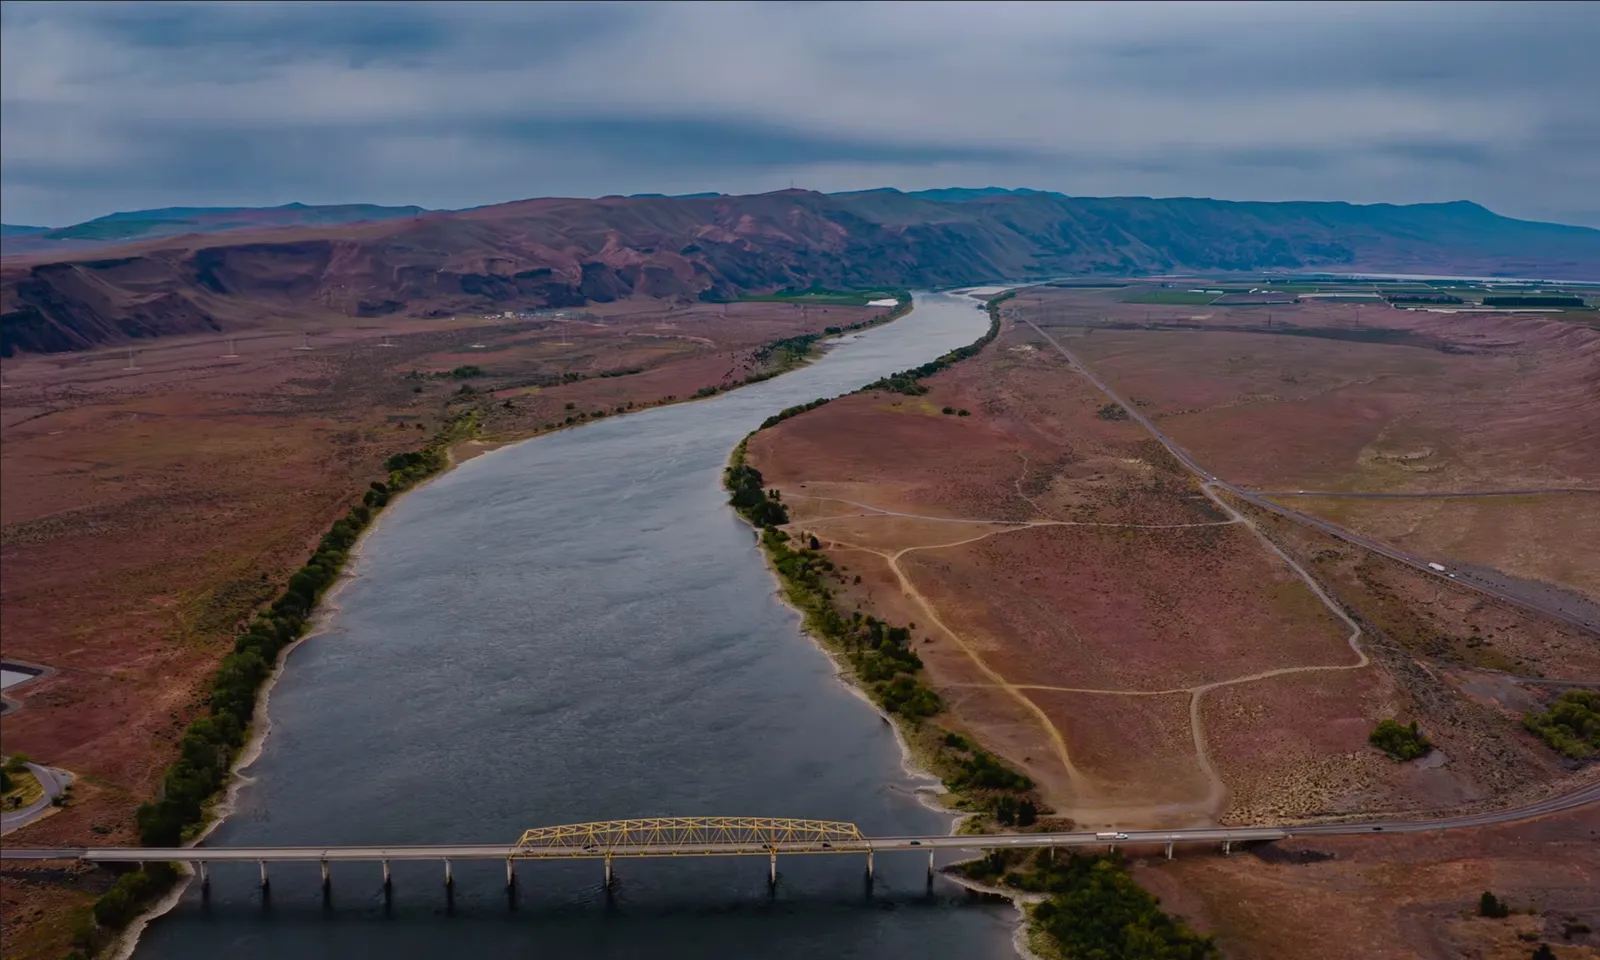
1523;690;1600;759
1369;719;1431;761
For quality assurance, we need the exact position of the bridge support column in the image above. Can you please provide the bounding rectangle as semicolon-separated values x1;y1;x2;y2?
198;861;209;897
604;854;613;890
866;849;875;884
321;859;330;895
258;860;270;892
506;858;516;891
382;859;391;897
768;852;778;893
1222;840;1232;856
444;858;453;890
1165;841;1174;861
927;849;936;889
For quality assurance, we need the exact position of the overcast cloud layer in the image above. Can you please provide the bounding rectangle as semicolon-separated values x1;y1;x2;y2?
2;1;1597;227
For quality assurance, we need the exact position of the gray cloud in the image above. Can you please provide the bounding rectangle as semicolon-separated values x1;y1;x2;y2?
2;0;1596;226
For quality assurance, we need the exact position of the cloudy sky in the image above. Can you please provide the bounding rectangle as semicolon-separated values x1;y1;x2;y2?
3;1;1596;227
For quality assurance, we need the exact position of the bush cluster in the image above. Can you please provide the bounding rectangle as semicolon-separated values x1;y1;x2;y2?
1369;719;1432;761
1524;690;1600;760
1028;854;1218;959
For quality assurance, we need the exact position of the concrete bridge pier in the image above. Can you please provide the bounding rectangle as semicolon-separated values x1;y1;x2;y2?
1165;841;1174;860
257;859;270;893
768;852;778;894
506;858;516;892
1222;840;1232;856
320;859;331;897
603;853;614;890
926;849;935;891
381;859;392;899
863;849;875;891
443;858;454;890
198;861;210;899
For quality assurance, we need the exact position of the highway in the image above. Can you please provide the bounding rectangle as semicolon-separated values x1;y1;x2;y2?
1253;489;1600;499
1019;316;1600;637
3;780;1594;867
1;764;71;836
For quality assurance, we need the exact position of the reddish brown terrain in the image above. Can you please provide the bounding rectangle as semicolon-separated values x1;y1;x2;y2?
8;191;1598;357
1137;803;1600;960
0;297;877;959
746;285;1597;957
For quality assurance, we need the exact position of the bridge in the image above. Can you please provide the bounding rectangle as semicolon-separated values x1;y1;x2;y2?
4;780;1595;896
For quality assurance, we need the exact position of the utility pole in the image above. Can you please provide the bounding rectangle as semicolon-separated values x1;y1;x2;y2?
123;347;139;370
222;338;238;358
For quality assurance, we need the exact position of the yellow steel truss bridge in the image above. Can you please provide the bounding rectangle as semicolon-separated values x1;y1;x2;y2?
512;817;867;858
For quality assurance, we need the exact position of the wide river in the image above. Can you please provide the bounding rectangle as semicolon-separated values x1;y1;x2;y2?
136;292;1017;958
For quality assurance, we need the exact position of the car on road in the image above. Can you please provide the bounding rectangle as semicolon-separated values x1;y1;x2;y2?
909;840;921;846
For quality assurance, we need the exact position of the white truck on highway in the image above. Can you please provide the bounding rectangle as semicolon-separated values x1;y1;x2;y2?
1427;562;1447;572
1095;831;1130;841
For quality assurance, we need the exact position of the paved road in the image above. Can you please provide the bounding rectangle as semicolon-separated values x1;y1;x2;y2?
3;780;1594;866
1;764;70;836
1019;316;1600;637
1254;489;1600;499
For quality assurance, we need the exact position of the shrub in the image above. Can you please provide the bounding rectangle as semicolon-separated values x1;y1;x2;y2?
1097;403;1129;421
1027;854;1217;958
1369;719;1431;761
1479;891;1511;918
1524;690;1600;760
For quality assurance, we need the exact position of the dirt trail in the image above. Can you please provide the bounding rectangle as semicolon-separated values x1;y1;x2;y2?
781;313;1376;823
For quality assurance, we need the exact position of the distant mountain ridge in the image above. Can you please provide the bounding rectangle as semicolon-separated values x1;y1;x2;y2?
1;202;427;255
4;189;1596;356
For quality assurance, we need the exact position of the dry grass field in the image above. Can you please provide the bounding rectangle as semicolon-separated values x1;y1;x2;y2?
748;284;1597;958
749;283;1594;826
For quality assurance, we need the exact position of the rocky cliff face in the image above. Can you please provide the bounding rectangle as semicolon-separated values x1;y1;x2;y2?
4;190;1596;356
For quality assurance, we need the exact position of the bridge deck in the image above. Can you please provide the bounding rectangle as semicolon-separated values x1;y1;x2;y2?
2;829;1289;862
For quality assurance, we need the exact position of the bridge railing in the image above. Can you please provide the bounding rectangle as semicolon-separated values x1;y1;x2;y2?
512;817;867;858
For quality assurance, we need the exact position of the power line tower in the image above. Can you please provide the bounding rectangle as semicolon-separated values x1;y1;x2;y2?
295;331;313;351
123;347;139;370
222;337;239;359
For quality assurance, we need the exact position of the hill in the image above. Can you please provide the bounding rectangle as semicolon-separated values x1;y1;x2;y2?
0;202;427;256
3;190;1596;355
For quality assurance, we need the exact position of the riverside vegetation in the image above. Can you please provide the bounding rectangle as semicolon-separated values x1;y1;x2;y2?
68;293;915;956
725;291;1213;958
70;411;482;958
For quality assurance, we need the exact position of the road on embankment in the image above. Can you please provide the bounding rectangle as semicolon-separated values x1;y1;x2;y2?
4;780;1595;865
1018;315;1600;637
1;764;71;836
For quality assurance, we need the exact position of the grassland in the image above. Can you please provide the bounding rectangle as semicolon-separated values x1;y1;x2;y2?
746;280;1597;959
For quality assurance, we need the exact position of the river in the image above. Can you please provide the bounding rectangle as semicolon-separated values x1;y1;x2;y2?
133;291;1016;959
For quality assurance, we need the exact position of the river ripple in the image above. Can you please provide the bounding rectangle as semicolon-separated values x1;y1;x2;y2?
135;292;1017;959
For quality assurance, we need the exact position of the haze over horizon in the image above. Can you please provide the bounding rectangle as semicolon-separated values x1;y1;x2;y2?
2;1;1597;228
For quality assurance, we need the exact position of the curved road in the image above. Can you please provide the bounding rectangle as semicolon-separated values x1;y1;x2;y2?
1019;315;1600;637
1;763;70;836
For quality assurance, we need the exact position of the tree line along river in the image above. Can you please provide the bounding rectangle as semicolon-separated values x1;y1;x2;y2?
134;292;1021;959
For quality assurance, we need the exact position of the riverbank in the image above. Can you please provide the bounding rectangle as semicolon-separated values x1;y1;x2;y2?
86;295;928;960
726;290;1226;959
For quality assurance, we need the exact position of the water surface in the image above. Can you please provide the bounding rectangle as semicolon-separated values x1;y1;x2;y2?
136;292;1015;959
